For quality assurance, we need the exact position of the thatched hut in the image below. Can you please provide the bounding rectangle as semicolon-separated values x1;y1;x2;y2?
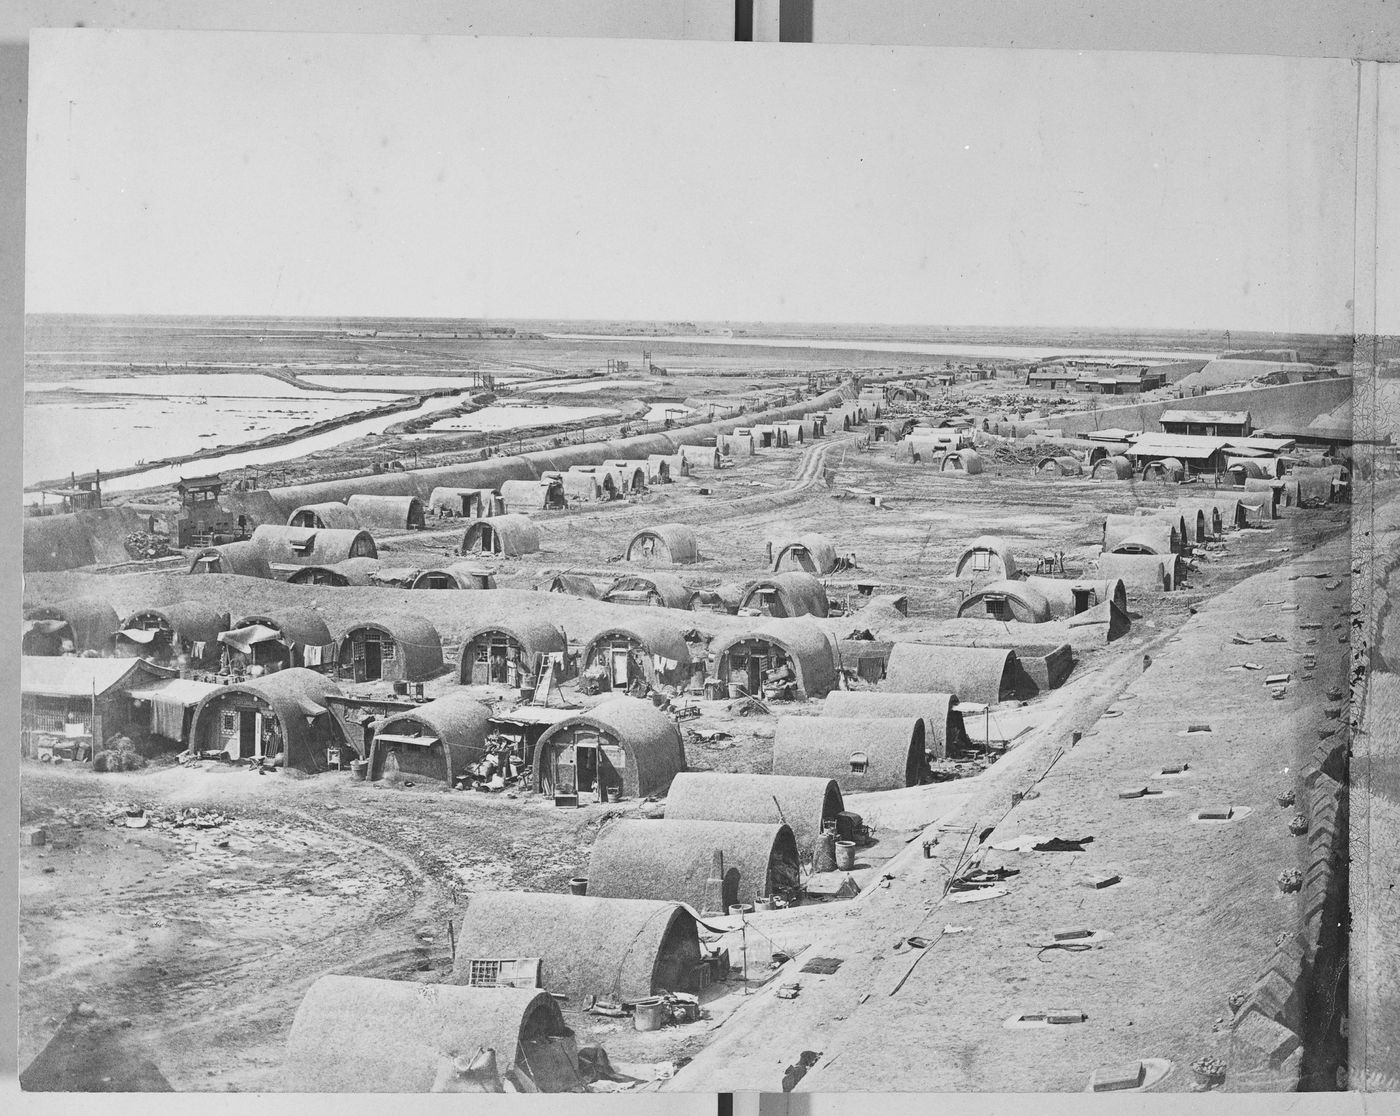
456;618;569;686
956;580;1053;624
1209;495;1248;530
287;502;362;530
449;893;703;1004
580;616;692;692
1141;457;1186;483
953;536;1019;581
883;643;1017;705
113;602;231;668
709;620;838;701
587;819;801;912
1098;552;1173;591
409;563;497;590
346;494;427;531
626;524;700;566
500;477;566;512
428;486;503;519
187;540;273;578
532;696;686;801
772;716;930;791
190;668;343;771
221;607;334;673
335;616;443;683
821;691;970;760
370;693;492;784
1090;454;1135;480
941;449;984;475
283;976;579;1093
770;533;838;576
1034;455;1083;476
738;572;829;618
603;573;693;610
250;524;378;574
460;514;540;557
545;573;601;599
285;557;383;586
23;598;120;655
663;772;843;865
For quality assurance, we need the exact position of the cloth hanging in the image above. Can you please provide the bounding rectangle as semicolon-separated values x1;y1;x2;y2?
303;644;323;666
150;695;186;740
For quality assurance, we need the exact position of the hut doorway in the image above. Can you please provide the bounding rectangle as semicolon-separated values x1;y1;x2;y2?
345;629;390;682
1071;587;1096;614
544;730;624;801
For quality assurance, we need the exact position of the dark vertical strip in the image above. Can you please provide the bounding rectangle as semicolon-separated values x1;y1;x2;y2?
717;1092;734;1116
735;1;754;42
779;0;814;42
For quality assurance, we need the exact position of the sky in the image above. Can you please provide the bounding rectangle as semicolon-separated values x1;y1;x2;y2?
25;30;1364;332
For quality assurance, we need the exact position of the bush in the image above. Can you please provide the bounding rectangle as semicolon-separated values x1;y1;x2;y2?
92;750;148;773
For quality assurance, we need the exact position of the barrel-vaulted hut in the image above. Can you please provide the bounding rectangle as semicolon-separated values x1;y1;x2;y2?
285;557;382;587
956;580;1053;624
409;563;497;590
709;620;839;700
580;615;692;692
221;607;334;673
113;602;231;668
587;819;801;913
187;540;273;578
250;524;377;575
883;644;1018;705
335;616;443;683
626;524;700;566
602;460;648;492
500;477;566;512
450;893;703;1004
23;598;120;655
190;668;343;771
457;617;569;686
953;536;1019;581
941;449;984;474
1020;576;1128;620
346;494;427;532
370;693;492;785
562;466;616;501
287;502;362;530
773;716;930;792
1141;457;1186;483
460;514;540;557
603;573;692;611
546;573;601;599
647;453;689;481
428;486;503;519
1098;552;1173;592
283;977;579;1093
1035;455;1083;476
663;772;844;866
1103;514;1179;556
738;572;829;618
1090;455;1136;480
770;533;838;576
532;696;686;801
821;691;970;760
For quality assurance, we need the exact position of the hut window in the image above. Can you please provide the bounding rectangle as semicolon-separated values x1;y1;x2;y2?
221;711;237;734
985;594;1010;620
849;751;868;774
381;638;396;661
290;535;315;555
475;644;490;663
971;550;992;571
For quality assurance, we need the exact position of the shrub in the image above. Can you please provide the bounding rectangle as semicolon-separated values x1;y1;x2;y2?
92;750;148;773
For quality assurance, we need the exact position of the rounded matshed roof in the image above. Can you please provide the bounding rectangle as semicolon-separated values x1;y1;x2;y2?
25;597;120;652
283;976;570;1092
458;616;568;660
771;533;838;575
626;523;701;565
450;892;700;1005
581;613;693;665
663;772;843;860
123;600;231;643
287;502;362;529
534;696;686;796
956;579;1053;624
821;691;964;759
587;818;799;911
772;716;929;791
187;540;273;579
460;514;541;556
337;615;444;679
710;619;839;699
739;572;830;618
377;692;492;748
605;572;693;611
231;606;333;649
954;536;1019;579
883;643;1017;705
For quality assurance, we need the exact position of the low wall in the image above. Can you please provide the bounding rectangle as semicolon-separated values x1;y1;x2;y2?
1008;641;1074;695
1052;378;1353;439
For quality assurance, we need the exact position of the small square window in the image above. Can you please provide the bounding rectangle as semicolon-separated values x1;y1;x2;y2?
849;751;868;774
